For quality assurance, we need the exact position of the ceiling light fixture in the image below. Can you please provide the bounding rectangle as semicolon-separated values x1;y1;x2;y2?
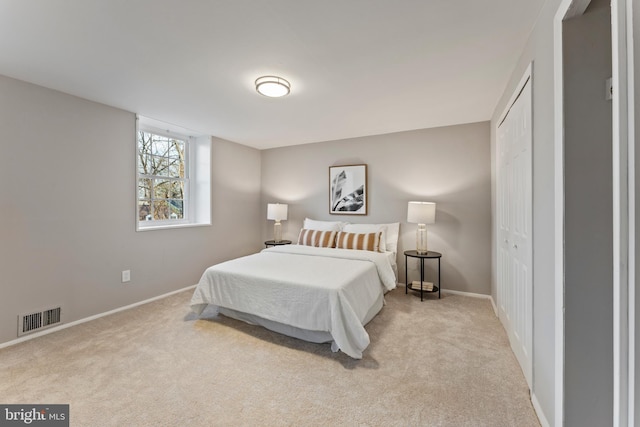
255;76;291;98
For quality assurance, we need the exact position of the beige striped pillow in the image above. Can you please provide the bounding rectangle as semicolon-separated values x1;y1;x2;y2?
335;231;384;252
297;229;337;248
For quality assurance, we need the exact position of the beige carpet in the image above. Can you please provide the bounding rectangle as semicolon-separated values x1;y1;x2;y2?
0;288;539;426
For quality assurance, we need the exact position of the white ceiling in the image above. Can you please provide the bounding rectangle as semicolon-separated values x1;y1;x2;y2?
0;0;545;149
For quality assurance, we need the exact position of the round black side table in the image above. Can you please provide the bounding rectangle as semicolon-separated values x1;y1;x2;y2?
265;240;292;248
404;250;442;301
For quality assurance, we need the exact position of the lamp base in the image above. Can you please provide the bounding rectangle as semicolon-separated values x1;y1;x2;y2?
416;224;428;254
273;221;282;243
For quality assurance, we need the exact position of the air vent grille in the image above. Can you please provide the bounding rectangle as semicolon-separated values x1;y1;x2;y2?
43;307;61;327
18;307;62;337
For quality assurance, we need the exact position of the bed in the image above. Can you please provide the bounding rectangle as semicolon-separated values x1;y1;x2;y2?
190;220;400;359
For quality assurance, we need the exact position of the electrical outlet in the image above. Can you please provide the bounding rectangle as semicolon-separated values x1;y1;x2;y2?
121;270;131;283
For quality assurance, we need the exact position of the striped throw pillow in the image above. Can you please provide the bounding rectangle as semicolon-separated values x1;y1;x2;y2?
335;231;384;252
297;229;337;248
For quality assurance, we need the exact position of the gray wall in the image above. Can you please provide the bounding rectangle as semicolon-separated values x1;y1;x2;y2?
0;74;262;345
260;122;491;295
563;3;613;425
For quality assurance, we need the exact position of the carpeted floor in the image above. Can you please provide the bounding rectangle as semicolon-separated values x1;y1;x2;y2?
0;287;539;426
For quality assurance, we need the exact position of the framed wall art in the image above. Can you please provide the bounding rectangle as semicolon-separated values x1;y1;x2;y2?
329;164;367;215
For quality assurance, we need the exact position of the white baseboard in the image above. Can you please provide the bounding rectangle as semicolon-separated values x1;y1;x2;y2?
490;296;498;316
531;392;551;427
0;284;197;350
441;288;492;300
440;289;499;317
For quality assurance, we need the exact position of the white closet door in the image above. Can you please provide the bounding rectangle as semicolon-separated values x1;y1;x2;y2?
497;76;533;389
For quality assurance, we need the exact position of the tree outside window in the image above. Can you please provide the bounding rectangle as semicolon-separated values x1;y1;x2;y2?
137;130;187;222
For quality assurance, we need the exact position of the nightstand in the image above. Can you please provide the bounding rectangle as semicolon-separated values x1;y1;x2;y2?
404;250;442;301
265;240;292;248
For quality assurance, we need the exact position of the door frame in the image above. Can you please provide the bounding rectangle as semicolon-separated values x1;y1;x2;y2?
553;0;635;425
611;1;633;425
553;3;593;425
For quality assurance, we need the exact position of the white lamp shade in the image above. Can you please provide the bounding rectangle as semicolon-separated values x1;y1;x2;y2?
407;201;436;224
267;203;288;221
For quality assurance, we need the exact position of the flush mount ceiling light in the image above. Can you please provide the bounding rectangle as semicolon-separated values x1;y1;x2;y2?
255;75;291;98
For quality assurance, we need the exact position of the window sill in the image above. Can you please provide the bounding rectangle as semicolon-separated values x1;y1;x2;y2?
136;222;211;232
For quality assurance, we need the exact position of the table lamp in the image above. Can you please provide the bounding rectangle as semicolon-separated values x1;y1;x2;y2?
407;201;436;254
267;203;288;242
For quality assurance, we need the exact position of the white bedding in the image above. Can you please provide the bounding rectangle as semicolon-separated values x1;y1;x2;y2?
190;245;397;359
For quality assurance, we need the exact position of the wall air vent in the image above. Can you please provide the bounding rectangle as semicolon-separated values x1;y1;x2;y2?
18;307;62;337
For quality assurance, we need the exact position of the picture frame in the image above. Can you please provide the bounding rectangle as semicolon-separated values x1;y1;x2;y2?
329;164;367;215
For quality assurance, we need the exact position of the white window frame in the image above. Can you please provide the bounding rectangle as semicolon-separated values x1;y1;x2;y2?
136;116;211;231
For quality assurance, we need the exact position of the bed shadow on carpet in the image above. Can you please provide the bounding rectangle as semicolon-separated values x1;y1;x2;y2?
183;302;389;370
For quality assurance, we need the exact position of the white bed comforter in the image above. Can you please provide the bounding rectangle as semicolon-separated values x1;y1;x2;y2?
190;245;397;358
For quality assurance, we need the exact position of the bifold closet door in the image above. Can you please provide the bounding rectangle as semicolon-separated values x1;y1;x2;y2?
497;76;533;389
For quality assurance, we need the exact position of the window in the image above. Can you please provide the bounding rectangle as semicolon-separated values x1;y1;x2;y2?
137;130;188;222
136;116;211;231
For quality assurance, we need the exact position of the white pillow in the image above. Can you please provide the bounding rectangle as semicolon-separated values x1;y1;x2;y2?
303;217;347;232
343;222;400;253
383;222;400;254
